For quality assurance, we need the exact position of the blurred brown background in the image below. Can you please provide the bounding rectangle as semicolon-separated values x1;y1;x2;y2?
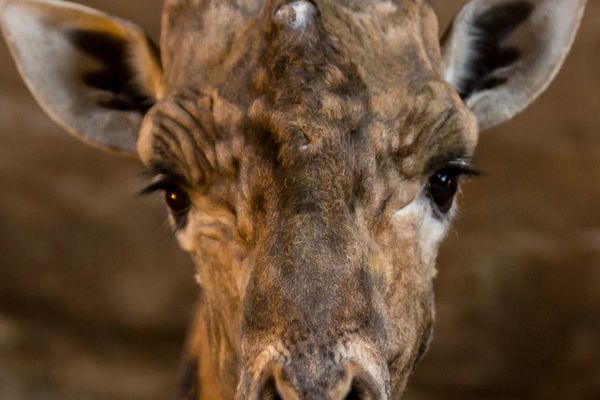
0;1;598;399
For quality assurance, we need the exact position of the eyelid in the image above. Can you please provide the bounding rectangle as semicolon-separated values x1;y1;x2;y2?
426;152;474;174
427;152;481;176
441;161;482;177
143;161;189;183
140;174;188;196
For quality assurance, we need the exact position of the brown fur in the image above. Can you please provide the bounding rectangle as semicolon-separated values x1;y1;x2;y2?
136;1;477;398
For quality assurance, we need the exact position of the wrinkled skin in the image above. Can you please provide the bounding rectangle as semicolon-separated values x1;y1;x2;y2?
136;1;477;398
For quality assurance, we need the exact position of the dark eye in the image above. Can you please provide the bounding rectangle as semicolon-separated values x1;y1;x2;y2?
427;168;461;214
141;178;191;227
164;185;191;216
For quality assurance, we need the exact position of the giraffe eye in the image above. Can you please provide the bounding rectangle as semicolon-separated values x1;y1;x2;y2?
141;178;191;226
427;168;462;214
164;185;191;216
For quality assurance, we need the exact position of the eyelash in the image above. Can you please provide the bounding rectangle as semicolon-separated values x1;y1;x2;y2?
140;179;181;195
443;165;481;178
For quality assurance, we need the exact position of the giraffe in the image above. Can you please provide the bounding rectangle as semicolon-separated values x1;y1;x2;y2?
0;0;587;398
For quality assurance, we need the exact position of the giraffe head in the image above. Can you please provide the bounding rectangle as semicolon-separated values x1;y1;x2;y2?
0;0;586;398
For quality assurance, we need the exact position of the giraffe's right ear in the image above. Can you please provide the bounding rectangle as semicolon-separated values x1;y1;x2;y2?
0;0;163;155
442;0;586;132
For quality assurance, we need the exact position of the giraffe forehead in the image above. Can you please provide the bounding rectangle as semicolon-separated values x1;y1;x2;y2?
143;0;476;181
159;0;442;95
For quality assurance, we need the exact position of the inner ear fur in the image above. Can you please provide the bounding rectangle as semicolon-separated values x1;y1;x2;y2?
443;0;587;131
0;0;163;154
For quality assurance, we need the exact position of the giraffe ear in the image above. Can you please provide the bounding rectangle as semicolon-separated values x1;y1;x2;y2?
0;0;163;155
442;0;587;132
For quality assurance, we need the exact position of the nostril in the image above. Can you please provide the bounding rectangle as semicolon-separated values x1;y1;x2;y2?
255;361;381;400
344;377;378;400
345;384;362;400
260;376;283;400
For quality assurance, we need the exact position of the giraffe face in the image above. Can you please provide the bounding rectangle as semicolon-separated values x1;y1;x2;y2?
0;0;587;398
137;2;478;397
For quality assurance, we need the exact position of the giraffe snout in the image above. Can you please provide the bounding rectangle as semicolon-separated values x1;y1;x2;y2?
248;358;385;400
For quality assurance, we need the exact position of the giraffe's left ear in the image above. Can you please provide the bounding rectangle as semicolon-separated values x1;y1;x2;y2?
442;0;587;132
0;0;163;155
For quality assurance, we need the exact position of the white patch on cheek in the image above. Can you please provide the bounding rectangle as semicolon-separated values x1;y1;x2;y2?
176;215;197;254
393;198;451;266
175;214;205;287
420;208;449;264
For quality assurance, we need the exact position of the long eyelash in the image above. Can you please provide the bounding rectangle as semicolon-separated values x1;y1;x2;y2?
140;162;189;196
444;159;483;177
139;175;186;196
139;180;170;196
446;164;483;178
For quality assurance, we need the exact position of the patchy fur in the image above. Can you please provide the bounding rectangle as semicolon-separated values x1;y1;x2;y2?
136;1;477;398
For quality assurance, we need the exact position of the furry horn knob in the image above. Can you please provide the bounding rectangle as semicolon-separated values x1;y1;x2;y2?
273;1;318;31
